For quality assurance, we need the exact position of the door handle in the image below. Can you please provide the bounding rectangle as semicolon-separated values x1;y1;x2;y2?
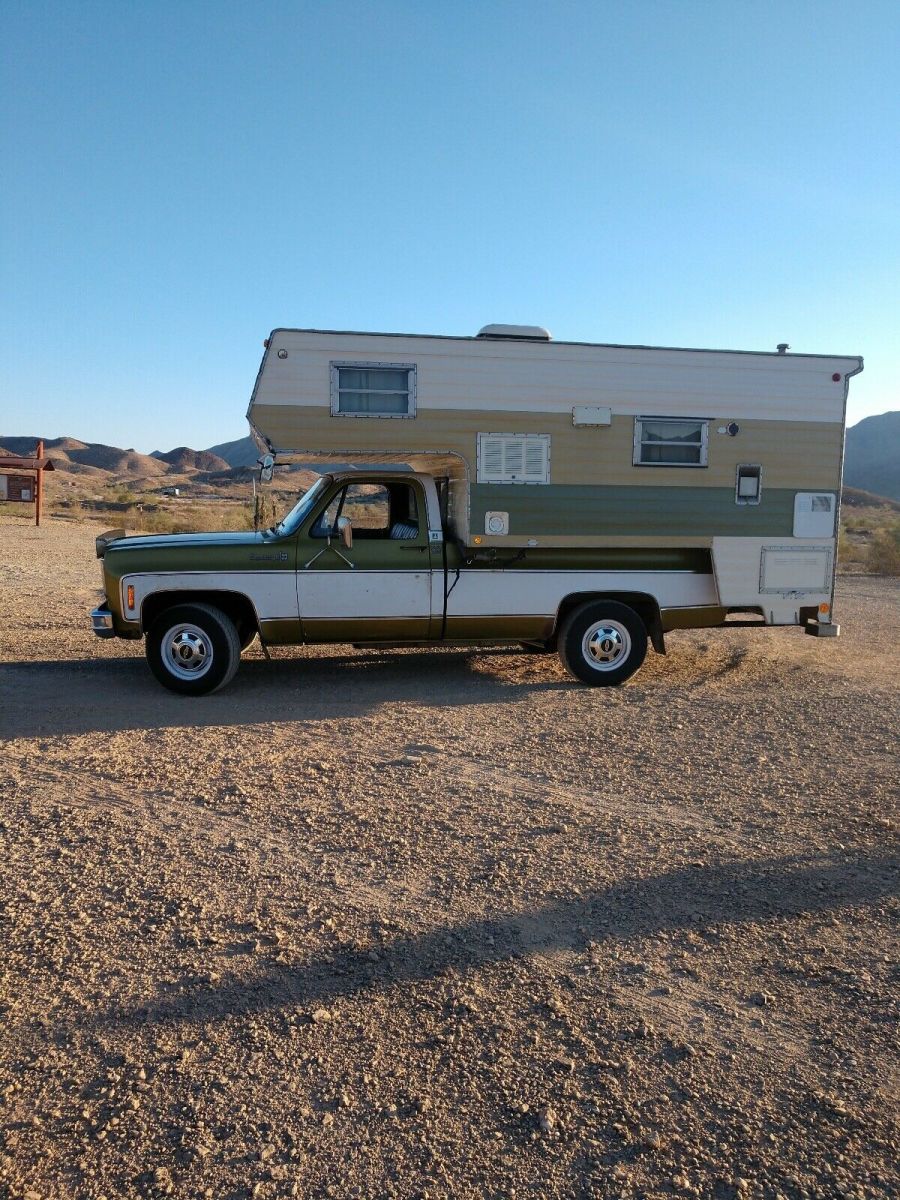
399;545;427;552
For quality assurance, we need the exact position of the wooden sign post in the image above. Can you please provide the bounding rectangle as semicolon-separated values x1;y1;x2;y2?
0;440;55;526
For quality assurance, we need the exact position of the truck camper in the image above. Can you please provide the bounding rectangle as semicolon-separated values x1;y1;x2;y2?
91;324;862;695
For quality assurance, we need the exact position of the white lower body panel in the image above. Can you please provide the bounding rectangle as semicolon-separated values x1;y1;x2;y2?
445;569;719;618
298;569;431;620
122;570;299;624
712;537;836;624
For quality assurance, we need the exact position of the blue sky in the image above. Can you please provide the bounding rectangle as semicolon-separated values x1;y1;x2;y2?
1;1;898;452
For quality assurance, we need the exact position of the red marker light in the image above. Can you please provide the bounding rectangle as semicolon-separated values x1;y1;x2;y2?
832;373;841;382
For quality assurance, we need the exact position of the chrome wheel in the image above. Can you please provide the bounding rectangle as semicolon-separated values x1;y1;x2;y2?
582;619;631;671
163;623;214;680
558;600;647;687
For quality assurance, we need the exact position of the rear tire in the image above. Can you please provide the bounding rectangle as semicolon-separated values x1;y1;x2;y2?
146;602;241;696
557;600;647;686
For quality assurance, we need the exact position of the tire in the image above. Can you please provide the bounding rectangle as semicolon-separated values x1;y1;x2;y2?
557;599;648;686
146;602;242;696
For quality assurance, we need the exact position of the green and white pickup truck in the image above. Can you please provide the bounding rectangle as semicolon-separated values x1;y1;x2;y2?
90;468;720;695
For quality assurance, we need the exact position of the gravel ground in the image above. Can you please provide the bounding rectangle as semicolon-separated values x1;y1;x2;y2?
0;513;898;1200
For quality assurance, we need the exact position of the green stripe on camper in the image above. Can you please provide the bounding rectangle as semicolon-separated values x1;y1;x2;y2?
470;485;803;538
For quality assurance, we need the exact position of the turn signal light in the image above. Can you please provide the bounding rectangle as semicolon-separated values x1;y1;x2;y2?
126;584;135;610
818;602;830;615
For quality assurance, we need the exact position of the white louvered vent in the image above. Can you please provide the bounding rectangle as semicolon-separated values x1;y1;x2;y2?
477;433;550;484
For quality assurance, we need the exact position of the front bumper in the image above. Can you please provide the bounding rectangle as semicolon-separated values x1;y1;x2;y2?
90;605;117;639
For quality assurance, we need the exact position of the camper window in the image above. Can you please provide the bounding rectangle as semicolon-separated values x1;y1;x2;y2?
330;363;416;418
633;418;708;467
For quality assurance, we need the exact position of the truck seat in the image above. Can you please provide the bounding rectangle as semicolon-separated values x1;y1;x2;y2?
389;521;419;540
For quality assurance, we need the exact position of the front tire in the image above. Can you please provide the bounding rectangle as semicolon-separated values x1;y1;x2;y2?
557;600;647;686
146;603;241;696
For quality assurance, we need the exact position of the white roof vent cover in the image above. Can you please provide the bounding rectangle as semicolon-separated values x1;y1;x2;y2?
476;324;551;340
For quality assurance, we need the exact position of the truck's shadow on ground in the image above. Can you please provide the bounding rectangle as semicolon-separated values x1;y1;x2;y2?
0;648;576;739
64;850;898;1035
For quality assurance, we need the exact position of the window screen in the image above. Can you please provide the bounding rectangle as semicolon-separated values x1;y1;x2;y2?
634;418;708;466
330;363;416;417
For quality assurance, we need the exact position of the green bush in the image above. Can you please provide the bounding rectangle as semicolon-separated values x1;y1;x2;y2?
867;522;900;574
838;530;864;568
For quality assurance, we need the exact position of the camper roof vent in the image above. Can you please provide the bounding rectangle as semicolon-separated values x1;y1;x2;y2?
476;324;552;341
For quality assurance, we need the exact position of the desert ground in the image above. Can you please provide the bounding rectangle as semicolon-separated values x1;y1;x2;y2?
0;513;897;1200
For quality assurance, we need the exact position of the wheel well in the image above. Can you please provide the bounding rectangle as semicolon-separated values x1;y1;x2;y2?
141;590;260;637
555;592;665;655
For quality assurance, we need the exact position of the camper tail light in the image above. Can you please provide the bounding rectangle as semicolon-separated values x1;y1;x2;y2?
126;584;135;611
819;602;831;621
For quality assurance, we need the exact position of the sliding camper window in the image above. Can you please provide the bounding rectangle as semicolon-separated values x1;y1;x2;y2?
633;418;709;467
330;363;417;418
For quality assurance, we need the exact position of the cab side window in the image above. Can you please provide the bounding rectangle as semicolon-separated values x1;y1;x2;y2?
310;483;421;539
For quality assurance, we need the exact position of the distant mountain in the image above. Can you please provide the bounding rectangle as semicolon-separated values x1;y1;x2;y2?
204;436;260;468
844;412;900;501
151;446;231;472
2;435;239;484
0;435;167;478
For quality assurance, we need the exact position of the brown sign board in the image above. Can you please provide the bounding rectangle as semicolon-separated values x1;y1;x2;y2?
0;443;54;525
0;474;35;502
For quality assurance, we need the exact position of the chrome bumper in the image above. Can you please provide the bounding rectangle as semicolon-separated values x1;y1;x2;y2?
90;605;116;638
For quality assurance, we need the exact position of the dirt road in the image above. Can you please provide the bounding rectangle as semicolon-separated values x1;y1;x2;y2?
1;514;897;1199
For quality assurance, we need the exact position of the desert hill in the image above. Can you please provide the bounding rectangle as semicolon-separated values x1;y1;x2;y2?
151;446;231;473
0;435;168;479
842;486;900;511
204;436;260;468
844;411;900;501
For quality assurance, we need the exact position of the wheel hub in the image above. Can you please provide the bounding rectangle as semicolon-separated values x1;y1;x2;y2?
164;624;214;680
582;620;631;670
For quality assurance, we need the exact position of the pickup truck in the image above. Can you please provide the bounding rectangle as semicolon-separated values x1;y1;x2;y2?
89;469;727;695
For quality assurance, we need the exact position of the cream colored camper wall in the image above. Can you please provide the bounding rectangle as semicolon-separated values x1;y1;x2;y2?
252;330;858;424
252;405;843;491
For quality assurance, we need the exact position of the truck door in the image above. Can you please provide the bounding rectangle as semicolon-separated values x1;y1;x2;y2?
297;480;434;641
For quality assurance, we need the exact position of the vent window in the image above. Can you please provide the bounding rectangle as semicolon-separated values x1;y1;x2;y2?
477;433;550;484
735;464;762;505
330;362;416;418
634;417;709;466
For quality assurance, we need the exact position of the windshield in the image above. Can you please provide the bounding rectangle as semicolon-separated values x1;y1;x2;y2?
270;476;330;537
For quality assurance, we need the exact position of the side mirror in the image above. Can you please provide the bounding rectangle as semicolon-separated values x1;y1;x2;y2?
258;454;275;483
337;516;353;549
